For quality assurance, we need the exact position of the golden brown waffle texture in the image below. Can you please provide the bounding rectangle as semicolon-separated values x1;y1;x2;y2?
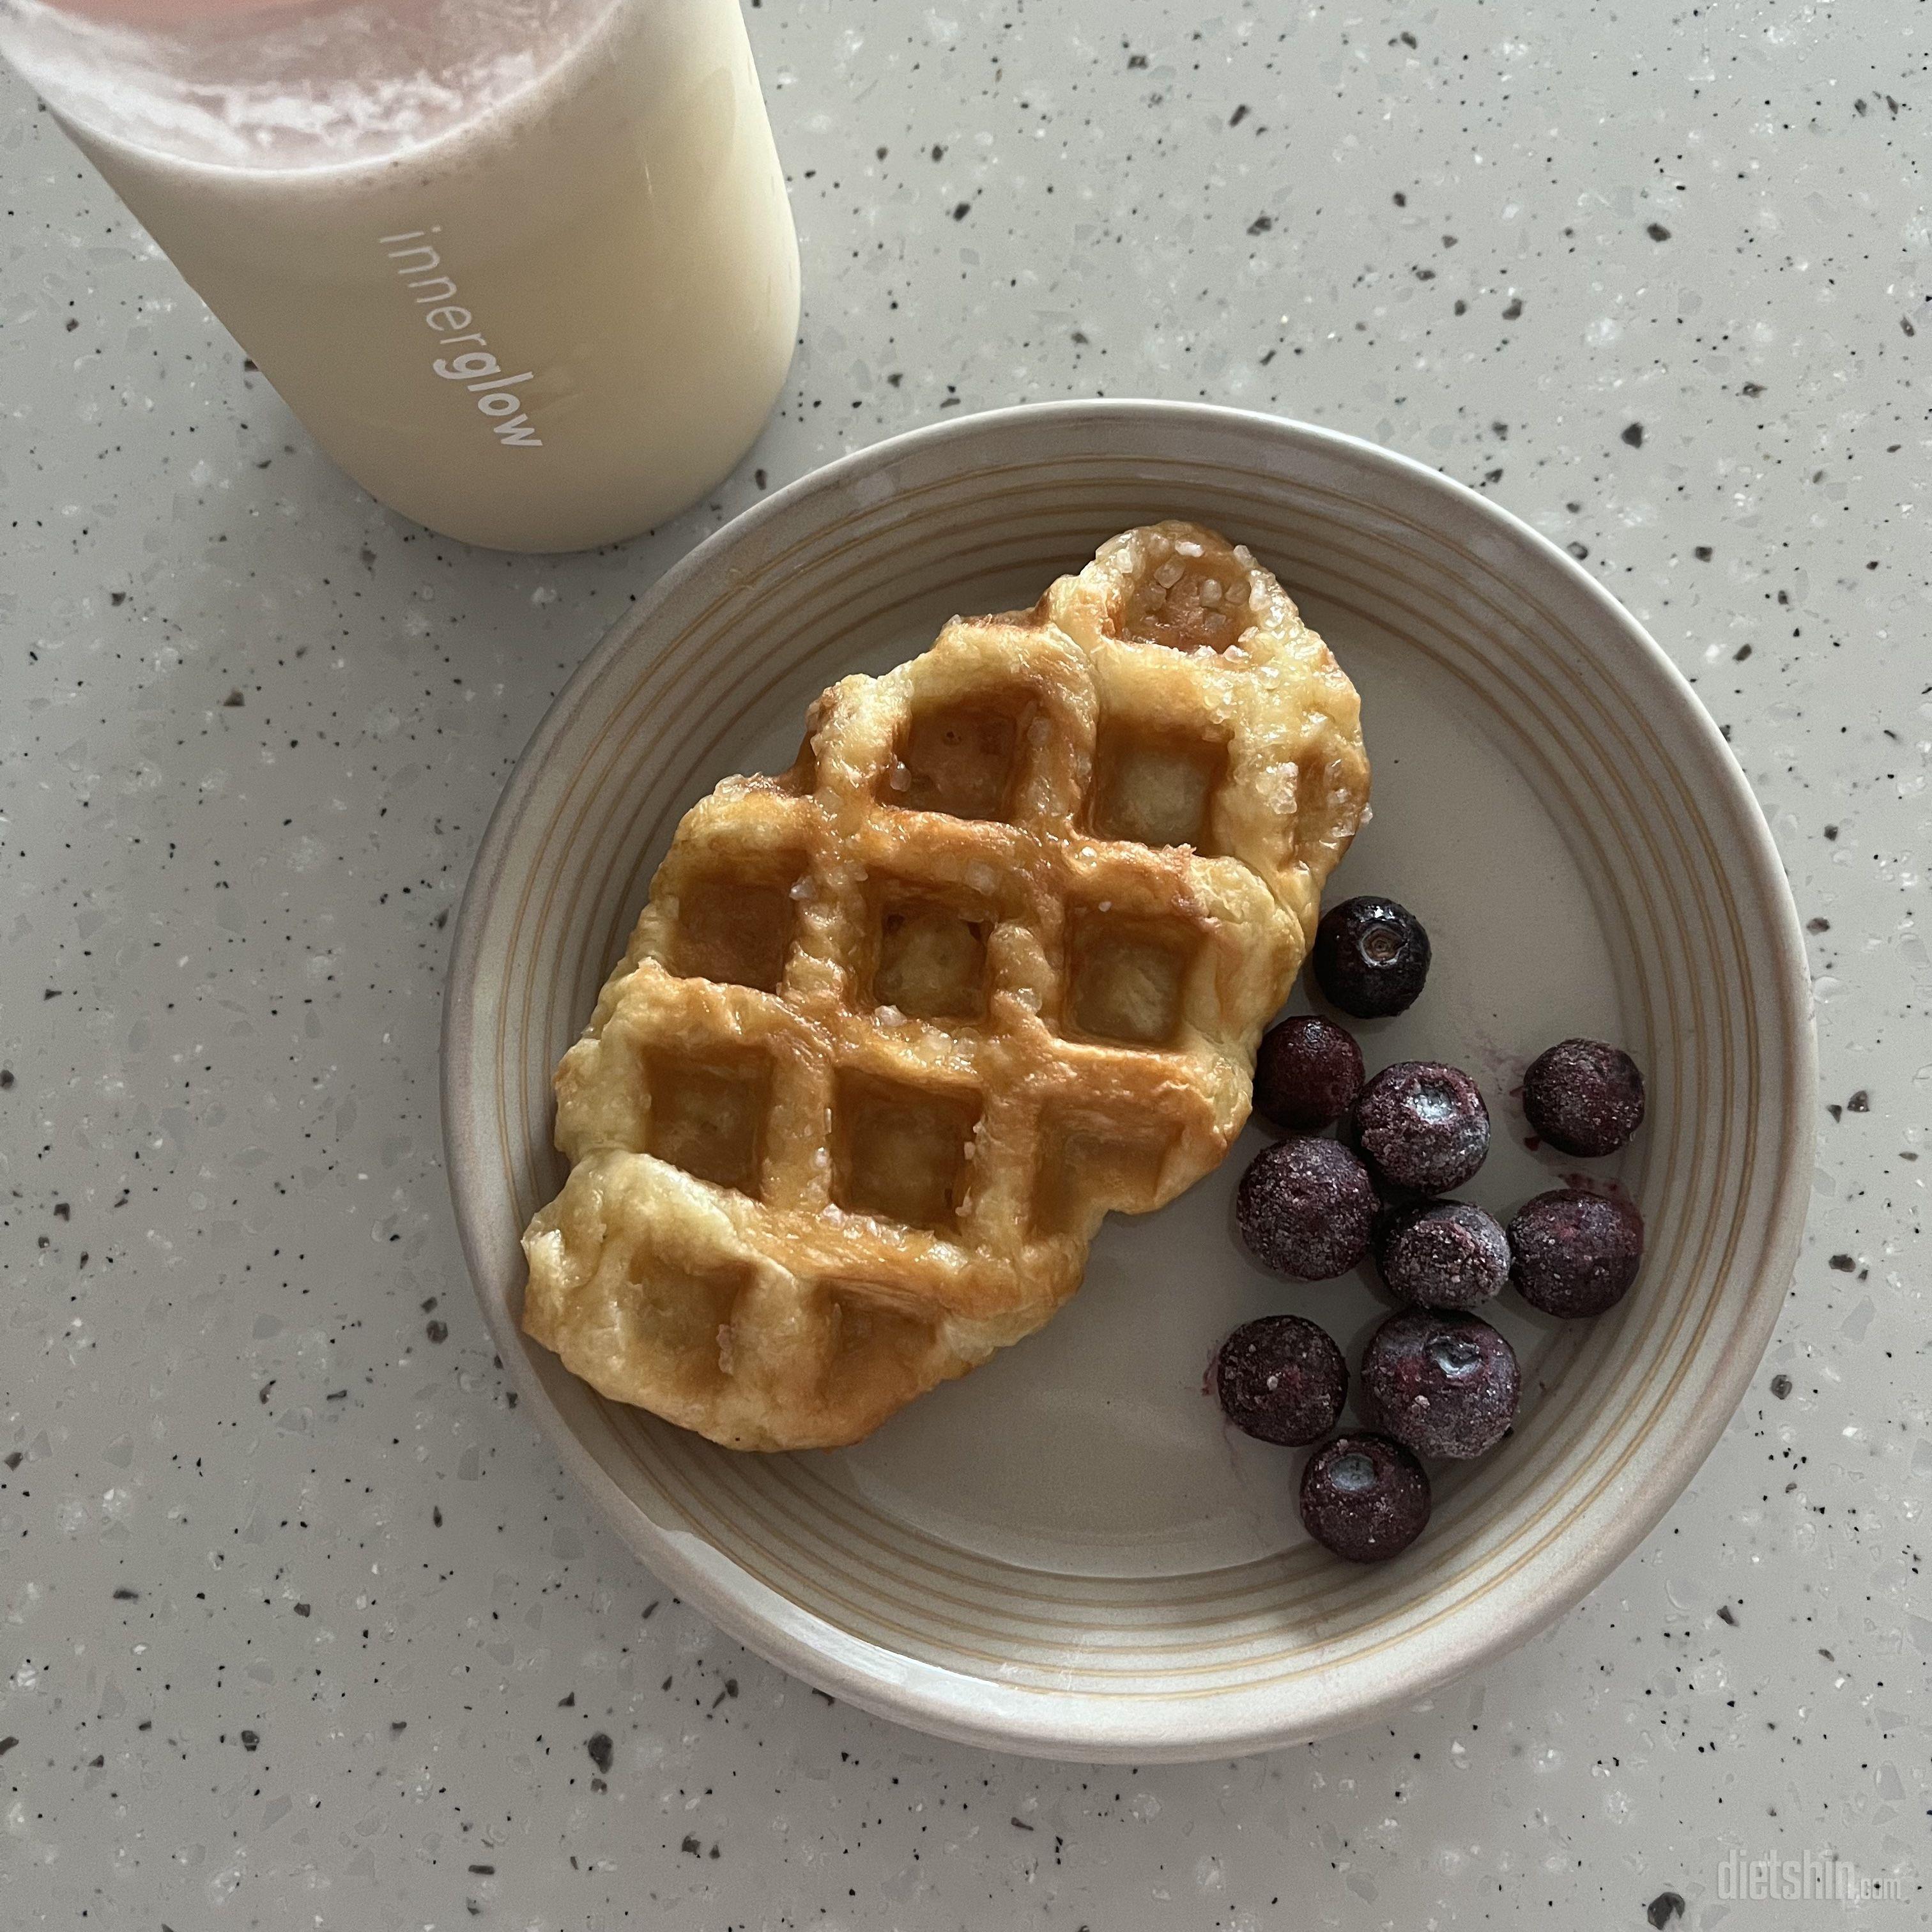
522;523;1370;1448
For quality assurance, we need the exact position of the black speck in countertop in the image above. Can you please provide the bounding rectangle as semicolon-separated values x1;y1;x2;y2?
1717;1604;1738;1626
1647;1893;1687;1928
1621;422;1645;448
425;1319;448;1344
586;1732;613;1773
1646;222;1673;241
1846;1090;1869;1112
0;1737;17;1757
1229;103;1249;125
239;1729;259;1751
1770;1374;1793;1399
3;1452;20;1471
1248;214;1273;234
0;1070;12;1089
1828;1254;1856;1272
559;1690;576;1706
112;1587;139;1600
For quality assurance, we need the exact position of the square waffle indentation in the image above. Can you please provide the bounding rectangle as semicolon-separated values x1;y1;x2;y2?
644;1048;772;1195
1031;1110;1177;1235
669;866;802;993
1064;908;1200;1048
621;1252;752;1386
1112;537;1254;655
832;1071;980;1232
820;1282;936;1379
892;694;1031;820
1089;717;1227;850
870;887;992;1021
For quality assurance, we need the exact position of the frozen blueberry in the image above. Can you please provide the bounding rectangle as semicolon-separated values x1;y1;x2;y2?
1235;1137;1377;1280
1299;1433;1432;1561
1213;1315;1348;1446
1254;1015;1365;1131
1377;1200;1511;1309
1522;1038;1646;1157
1350;1061;1490;1195
1312;895;1431;1018
1360;1308;1520;1459
1508;1188;1644;1317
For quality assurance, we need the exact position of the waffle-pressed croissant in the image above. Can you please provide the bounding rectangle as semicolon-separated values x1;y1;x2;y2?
522;523;1369;1448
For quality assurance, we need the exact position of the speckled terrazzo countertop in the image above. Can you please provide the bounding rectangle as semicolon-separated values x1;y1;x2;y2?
2;2;1926;1924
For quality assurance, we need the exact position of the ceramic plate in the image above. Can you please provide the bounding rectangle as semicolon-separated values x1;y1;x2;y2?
441;403;1813;1762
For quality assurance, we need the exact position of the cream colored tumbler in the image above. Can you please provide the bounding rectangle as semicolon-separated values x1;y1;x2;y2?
1;0;801;551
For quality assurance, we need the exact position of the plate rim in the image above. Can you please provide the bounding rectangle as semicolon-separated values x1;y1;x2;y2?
440;400;1816;1761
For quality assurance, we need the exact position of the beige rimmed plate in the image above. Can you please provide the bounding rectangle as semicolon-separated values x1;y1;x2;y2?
441;403;1813;1763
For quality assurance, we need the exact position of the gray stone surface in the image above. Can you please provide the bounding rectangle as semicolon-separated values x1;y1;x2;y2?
1;2;1924;1924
